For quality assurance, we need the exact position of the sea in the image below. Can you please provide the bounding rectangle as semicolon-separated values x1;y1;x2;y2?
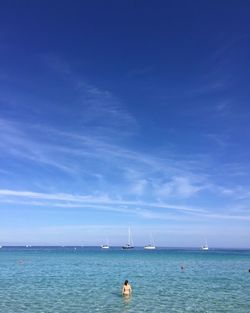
0;247;249;313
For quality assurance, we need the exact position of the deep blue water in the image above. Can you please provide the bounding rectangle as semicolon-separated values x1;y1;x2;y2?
0;247;250;313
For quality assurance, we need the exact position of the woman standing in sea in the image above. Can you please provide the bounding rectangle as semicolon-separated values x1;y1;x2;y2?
122;280;132;296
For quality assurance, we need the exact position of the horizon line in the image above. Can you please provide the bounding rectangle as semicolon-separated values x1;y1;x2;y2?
1;245;250;250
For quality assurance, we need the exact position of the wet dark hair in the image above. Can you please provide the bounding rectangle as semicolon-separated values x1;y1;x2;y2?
124;280;128;285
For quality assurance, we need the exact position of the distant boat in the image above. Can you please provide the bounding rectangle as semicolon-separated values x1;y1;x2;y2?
122;227;134;249
144;234;156;249
101;237;110;249
101;244;109;249
201;240;209;250
144;244;156;250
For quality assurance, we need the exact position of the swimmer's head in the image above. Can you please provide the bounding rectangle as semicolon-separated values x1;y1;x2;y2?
124;280;128;285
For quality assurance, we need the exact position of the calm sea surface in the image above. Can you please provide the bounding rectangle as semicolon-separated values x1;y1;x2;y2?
0;247;249;313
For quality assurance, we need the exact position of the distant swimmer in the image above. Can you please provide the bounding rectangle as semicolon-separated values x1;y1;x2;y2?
248;269;250;273
122;280;132;296
180;264;185;271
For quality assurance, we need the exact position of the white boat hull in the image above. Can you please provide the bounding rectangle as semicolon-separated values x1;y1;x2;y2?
144;246;156;250
201;244;209;250
101;245;109;249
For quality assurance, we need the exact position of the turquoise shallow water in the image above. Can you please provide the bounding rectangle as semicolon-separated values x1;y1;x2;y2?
0;247;250;313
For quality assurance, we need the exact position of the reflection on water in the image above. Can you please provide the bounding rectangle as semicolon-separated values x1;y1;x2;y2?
122;294;132;313
123;294;132;303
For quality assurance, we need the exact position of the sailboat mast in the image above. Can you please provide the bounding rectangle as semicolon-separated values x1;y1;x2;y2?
128;226;131;245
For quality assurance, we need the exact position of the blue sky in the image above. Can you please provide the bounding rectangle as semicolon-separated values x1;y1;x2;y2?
0;1;250;247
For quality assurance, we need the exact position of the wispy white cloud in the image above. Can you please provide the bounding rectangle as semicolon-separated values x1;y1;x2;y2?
203;133;229;148
41;54;138;136
1;188;250;221
0;116;203;180
0;118;75;174
206;183;250;201
129;179;148;196
1;54;250;236
211;34;250;64
155;176;205;199
0;189;109;203
189;78;229;96
1;116;249;206
0;188;205;217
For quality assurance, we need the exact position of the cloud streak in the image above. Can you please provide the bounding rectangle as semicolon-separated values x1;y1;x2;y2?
41;54;138;136
1;114;250;210
1;188;250;221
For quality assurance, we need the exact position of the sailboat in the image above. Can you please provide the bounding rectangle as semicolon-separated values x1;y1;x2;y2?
144;234;156;249
101;244;109;249
144;244;156;250
101;238;110;249
201;239;209;250
122;227;134;249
